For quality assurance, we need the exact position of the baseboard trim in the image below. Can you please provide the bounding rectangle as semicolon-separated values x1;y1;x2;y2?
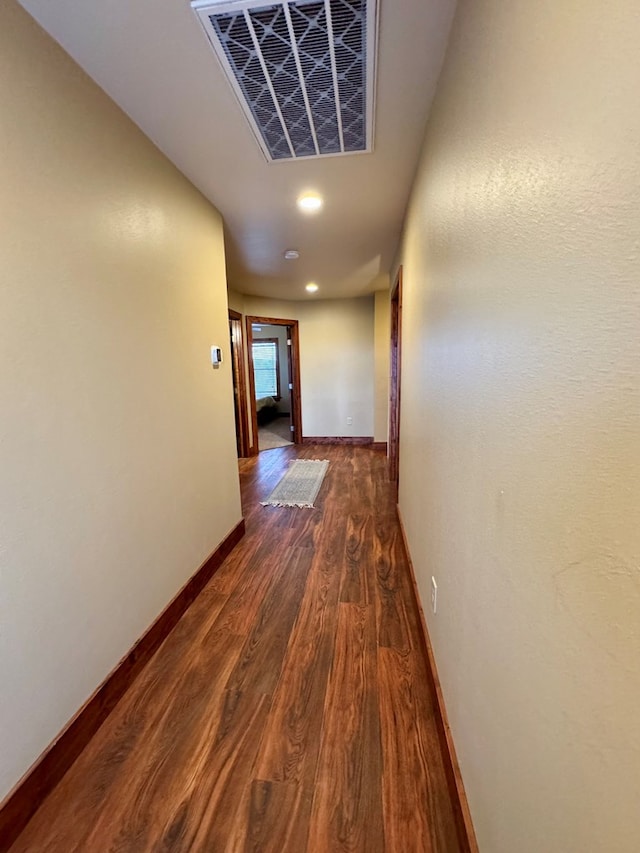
302;436;374;446
0;518;245;851
396;507;479;853
370;441;388;452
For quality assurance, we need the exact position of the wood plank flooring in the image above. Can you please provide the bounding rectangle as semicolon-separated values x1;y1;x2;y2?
9;445;461;853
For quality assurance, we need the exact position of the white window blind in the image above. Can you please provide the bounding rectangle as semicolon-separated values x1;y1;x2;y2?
252;340;279;398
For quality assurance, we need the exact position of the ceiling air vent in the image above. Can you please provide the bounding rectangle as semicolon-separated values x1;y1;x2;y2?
191;0;378;161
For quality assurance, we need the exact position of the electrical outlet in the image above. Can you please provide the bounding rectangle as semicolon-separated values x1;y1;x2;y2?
347;417;353;425
431;577;438;614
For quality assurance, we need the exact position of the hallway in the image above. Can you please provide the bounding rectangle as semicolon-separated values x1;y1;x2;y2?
9;445;461;852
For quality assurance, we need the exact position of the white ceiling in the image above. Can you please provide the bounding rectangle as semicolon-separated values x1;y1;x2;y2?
19;0;456;300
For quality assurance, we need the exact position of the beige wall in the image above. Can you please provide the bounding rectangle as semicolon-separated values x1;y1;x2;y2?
0;1;241;801
243;296;375;438
227;289;245;315
396;1;640;851
373;289;390;443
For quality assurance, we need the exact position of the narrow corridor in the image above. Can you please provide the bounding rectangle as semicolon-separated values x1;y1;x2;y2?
10;446;460;852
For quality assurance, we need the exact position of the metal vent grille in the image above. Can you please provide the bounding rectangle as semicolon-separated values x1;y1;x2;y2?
191;0;377;161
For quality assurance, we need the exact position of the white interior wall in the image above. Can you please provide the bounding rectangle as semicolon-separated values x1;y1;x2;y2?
0;1;241;801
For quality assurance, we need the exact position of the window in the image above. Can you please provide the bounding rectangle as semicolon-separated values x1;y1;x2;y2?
252;338;280;398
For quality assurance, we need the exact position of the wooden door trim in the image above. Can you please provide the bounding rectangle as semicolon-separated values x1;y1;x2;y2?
228;309;250;458
246;316;302;453
389;267;403;494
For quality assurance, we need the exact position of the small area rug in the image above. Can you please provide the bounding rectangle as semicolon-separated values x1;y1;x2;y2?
261;459;329;508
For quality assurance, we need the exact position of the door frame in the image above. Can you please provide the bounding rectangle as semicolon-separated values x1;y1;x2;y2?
228;309;251;458
246;316;302;454
389;267;403;495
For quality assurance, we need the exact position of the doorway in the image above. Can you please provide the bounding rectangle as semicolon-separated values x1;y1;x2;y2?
389;267;403;496
228;309;250;458
246;316;302;454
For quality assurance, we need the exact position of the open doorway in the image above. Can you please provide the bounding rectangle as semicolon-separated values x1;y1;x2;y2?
228;309;250;458
246;316;302;454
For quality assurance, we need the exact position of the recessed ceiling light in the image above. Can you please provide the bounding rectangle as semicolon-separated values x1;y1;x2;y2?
284;249;300;260
297;193;323;214
305;282;319;293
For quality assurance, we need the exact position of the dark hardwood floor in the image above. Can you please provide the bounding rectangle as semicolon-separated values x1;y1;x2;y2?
9;445;461;852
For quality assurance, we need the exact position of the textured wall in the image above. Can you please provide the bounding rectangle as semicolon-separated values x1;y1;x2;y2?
243;296;375;438
397;1;640;850
0;2;241;800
